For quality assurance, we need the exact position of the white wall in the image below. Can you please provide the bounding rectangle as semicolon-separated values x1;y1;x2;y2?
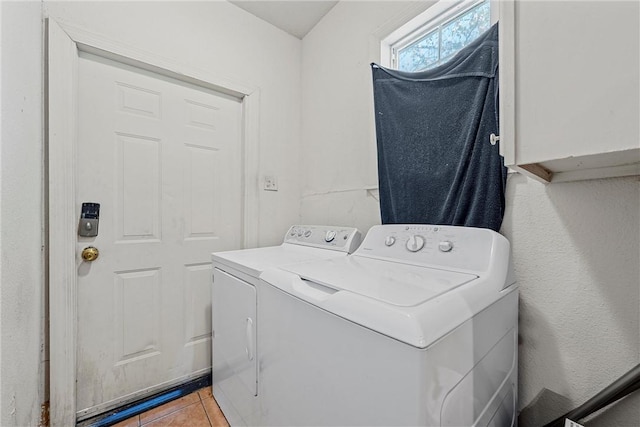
1;1;302;425
502;174;639;426
300;1;640;426
0;2;46;425
300;1;419;232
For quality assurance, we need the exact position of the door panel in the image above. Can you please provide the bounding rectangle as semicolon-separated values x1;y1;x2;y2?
76;52;242;416
114;268;161;364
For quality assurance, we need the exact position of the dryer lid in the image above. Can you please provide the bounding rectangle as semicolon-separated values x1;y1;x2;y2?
212;244;347;278
281;255;477;307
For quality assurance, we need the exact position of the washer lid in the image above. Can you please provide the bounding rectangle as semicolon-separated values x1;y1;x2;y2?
281;255;477;307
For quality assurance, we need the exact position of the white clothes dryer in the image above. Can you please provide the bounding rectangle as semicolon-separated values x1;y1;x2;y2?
211;225;361;426
258;224;518;427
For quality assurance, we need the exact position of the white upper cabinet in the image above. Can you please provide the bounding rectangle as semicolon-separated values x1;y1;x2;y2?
499;0;639;183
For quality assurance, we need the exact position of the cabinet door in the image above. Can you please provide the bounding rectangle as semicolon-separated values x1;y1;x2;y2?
500;0;640;182
212;268;257;399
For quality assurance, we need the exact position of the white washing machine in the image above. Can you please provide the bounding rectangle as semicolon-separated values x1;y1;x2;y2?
211;225;361;426
258;224;518;427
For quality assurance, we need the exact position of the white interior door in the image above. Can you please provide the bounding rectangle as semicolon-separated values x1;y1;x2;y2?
75;51;243;417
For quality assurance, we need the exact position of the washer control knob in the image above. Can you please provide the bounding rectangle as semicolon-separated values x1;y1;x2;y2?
324;230;337;242
384;236;396;247
406;235;425;252
438;241;454;252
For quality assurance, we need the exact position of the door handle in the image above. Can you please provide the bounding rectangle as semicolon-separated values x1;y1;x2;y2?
81;246;99;262
291;276;337;301
245;317;254;361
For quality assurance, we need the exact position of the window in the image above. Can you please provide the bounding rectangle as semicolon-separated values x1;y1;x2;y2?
384;0;494;72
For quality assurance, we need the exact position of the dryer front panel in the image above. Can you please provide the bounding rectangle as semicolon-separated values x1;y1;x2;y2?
212;268;258;424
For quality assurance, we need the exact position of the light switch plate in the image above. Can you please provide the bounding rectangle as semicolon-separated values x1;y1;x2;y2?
264;175;278;191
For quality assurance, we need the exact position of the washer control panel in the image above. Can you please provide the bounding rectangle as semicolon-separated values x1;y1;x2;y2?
355;224;502;272
284;225;362;253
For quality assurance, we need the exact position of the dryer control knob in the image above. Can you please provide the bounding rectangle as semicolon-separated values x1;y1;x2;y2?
324;230;337;242
406;235;425;252
438;241;454;252
384;236;396;246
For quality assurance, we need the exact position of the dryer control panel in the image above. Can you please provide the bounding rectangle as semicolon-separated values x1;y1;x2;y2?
284;225;362;253
355;224;510;274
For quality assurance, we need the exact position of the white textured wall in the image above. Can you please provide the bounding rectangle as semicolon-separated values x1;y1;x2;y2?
0;2;46;426
1;1;302;425
502;175;640;426
299;1;419;232
300;1;640;425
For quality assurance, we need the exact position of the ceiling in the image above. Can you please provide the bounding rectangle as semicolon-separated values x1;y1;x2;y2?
228;1;339;39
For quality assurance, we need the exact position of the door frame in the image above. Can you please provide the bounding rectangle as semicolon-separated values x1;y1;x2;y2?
48;19;260;426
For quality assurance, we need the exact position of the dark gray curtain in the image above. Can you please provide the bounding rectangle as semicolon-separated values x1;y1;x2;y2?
371;23;506;232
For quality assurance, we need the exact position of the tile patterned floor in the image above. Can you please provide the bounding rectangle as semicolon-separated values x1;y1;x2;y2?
112;387;229;427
